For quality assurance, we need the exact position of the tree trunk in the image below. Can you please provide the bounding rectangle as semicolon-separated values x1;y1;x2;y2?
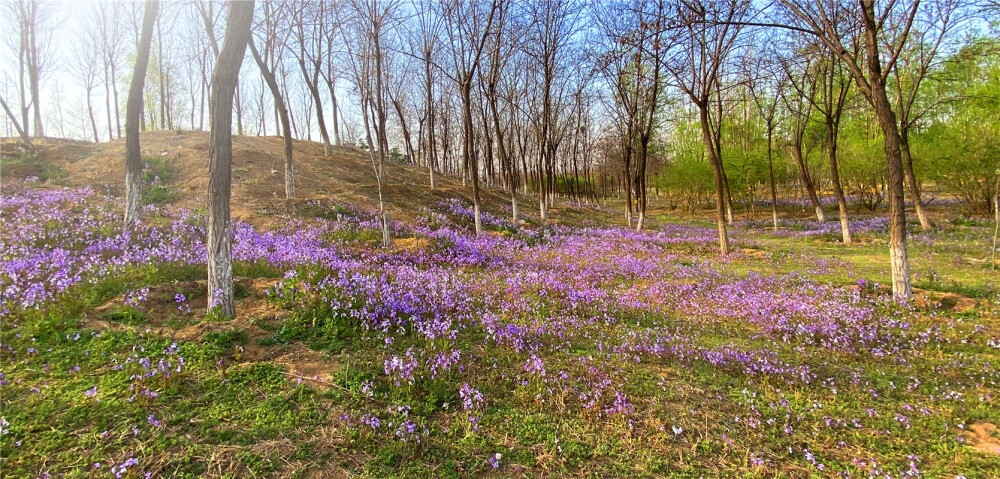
900;129;931;230
297;38;330;153
111;68;122;138
235;82;243;135
790;143;825;221
460;83;483;236
300;61;331;156
207;0;254;318
862;4;912;300
635;138;649;231
766;122;778;231
424;58;437;190
124;0;158;226
86;89;99;142
538;147;548;223
622;142;633;227
27;3;43;138
827;118;852;244
873;89;912;299
249;41;295;199
699;104;729;255
324;79;341;146
123;4;159;212
0;95;31;146
722;168;735;224
392;99;415;164
104;69;115;140
156;14;167;130
199;58;206;130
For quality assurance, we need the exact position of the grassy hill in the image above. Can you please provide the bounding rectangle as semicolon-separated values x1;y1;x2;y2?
0;131;585;226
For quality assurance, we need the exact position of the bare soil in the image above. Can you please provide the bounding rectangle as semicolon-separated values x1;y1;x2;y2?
2;131;532;226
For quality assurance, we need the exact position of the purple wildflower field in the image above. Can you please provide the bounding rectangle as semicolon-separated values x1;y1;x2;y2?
2;179;999;477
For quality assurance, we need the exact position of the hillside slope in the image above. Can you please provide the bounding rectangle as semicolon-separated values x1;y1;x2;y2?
1;131;550;224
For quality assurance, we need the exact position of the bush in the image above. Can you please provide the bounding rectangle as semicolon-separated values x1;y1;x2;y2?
141;156;179;205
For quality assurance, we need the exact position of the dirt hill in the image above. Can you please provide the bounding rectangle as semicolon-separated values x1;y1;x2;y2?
1;131;543;224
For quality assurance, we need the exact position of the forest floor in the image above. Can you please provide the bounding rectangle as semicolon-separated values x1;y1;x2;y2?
1;134;999;478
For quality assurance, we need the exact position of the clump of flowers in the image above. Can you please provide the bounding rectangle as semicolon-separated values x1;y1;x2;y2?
459;382;484;433
384;349;418;387
126;342;185;404
124;288;149;309
110;457;139;478
174;293;191;314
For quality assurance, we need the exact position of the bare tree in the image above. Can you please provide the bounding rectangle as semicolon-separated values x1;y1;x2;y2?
385;39;418;167
743;41;781;230
524;0;580;225
659;0;752;255
412;0;442;189
124;0;159;226
71;29;102;143
772;8;857;243
93;2;126;140
777;52;825;222
4;0;56;137
773;0;918;299
155;5;172;130
441;0;499;235
248;0;295;199
40;83;66;138
207;0;255;318
179;10;211;130
318;1;345;147
292;0;334;156
342;0;402;246
815;45;857;244
594;0;668;231
889;0;965;231
481;1;524;222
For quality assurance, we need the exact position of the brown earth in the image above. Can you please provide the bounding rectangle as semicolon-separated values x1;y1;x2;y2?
0;131;542;226
962;423;1000;456
83;276;342;387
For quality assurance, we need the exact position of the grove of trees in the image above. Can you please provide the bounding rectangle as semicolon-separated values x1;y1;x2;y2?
3;0;999;308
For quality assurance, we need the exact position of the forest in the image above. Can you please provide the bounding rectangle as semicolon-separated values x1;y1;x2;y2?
2;0;1000;477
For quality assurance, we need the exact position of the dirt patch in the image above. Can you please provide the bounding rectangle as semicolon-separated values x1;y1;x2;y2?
270;344;340;384
83;277;278;346
911;288;983;314
962;423;1000;456
88;277;279;331
737;248;770;260
83;275;343;387
393;237;429;251
6;130;533;229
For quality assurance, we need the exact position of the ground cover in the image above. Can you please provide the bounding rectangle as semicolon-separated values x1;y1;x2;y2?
2;178;999;478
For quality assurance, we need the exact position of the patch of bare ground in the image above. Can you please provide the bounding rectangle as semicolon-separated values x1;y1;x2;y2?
839;284;985;314
7;130;540;227
736;247;770;260
84;276;340;386
392;237;429;251
140;431;351;478
961;423;1000;456
910;287;984;314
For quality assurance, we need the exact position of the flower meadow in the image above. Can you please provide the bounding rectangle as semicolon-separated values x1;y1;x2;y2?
1;179;999;478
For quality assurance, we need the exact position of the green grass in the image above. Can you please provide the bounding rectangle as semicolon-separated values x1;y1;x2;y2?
3;208;999;477
4;150;67;183
141;155;179;205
